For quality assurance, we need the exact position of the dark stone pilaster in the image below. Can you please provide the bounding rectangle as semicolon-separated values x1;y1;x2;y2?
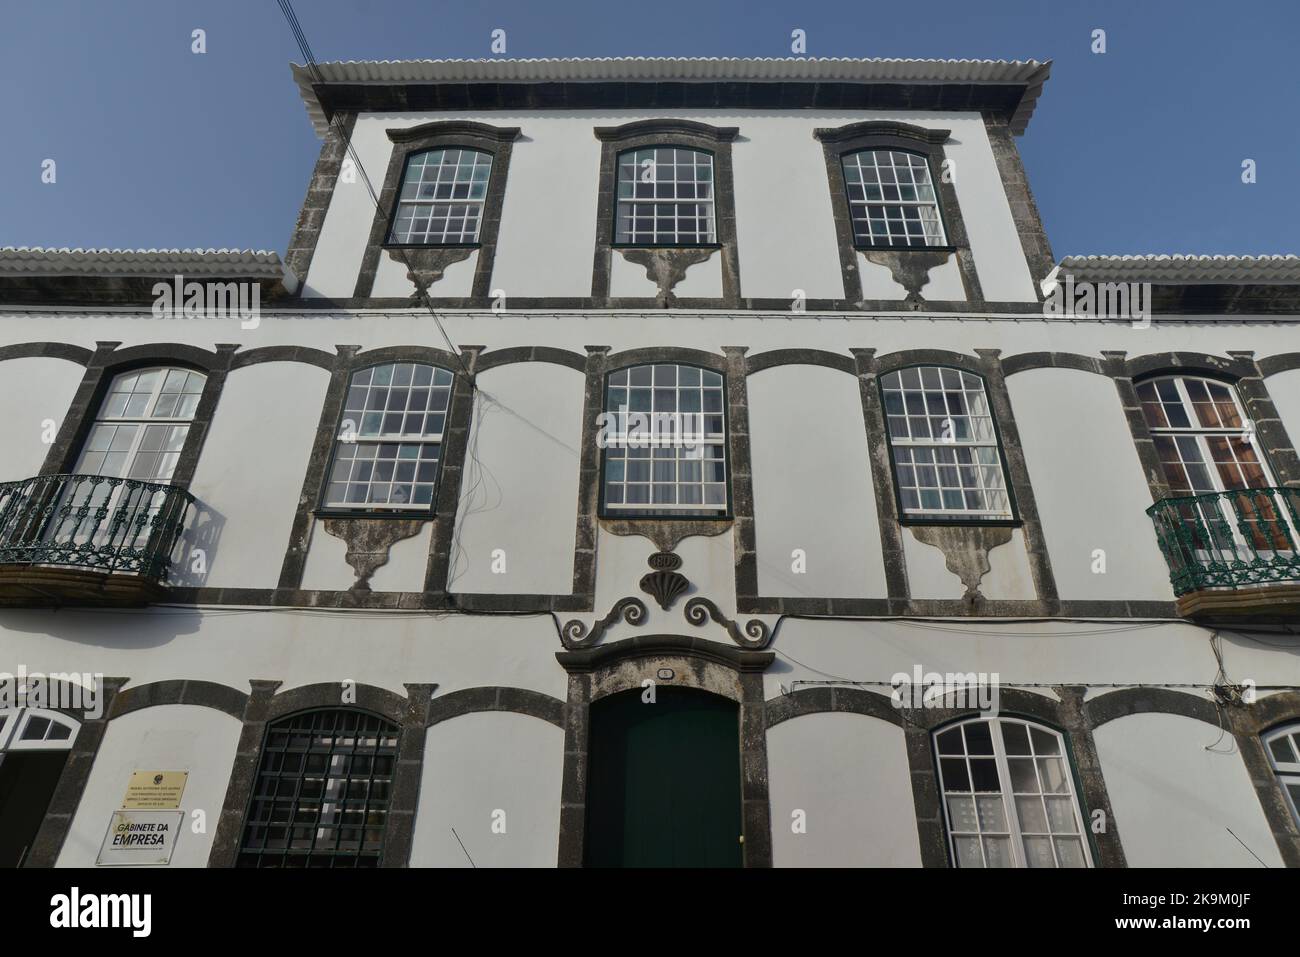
207;679;282;867
284;111;357;290
851;348;910;607
384;683;436;867
22;677;126;867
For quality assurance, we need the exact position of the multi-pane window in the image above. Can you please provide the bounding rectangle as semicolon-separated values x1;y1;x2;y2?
0;708;78;751
1263;724;1300;827
602;364;727;515
1138;376;1271;495
324;363;453;511
881;366;1011;520
76;367;206;483
936;718;1090;869
615;147;716;245
1138;375;1292;554
389;148;493;245
238;710;399;868
841;149;945;248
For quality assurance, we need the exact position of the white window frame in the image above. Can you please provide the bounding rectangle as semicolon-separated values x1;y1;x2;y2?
323;362;454;512
0;707;79;754
1263;723;1300;827
388;147;493;246
881;366;1013;520
935;716;1092;869
614;146;717;246
601;363;728;515
75;366;207;484
1140;375;1297;559
1139;375;1276;495
841;148;946;248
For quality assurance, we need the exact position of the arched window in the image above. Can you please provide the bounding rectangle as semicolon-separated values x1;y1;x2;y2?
880;366;1012;520
601;363;727;516
238;709;400;868
935;717;1090;868
1263;723;1300;827
1138;375;1273;495
323;362;454;511
76;367;207;483
389;148;493;245
0;708;78;751
615;146;716;246
841;149;945;248
0;708;79;867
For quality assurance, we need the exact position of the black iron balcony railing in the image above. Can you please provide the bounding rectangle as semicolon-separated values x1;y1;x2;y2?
1147;486;1300;597
0;473;195;581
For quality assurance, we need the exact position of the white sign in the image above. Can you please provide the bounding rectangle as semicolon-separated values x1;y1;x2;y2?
96;810;183;866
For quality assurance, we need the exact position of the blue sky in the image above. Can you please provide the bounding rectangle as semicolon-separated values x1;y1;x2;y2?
1;0;1296;258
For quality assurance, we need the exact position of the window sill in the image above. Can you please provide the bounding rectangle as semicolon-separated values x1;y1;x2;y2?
611;242;723;251
854;244;957;253
898;517;1021;528
314;508;436;520
382;242;482;251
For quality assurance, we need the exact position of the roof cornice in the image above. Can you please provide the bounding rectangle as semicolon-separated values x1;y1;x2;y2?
291;56;1052;138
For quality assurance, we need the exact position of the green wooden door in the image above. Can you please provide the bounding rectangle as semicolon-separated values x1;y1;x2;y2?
584;686;743;867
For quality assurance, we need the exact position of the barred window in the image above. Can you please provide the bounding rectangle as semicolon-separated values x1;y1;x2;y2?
324;363;454;511
601;364;727;516
842;149;945;248
389;148;493;244
936;718;1090;868
238;710;400;868
615;147;716;245
1263;723;1300;828
881;366;1011;520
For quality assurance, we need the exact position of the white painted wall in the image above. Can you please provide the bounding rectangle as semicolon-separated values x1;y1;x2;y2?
768;712;921;866
1093;712;1283;867
410;711;563;867
56;705;241;867
748;363;886;598
0;356;84;479
188;362;330;590
448;363;583;595
304;110;1036;303
1009;367;1174;601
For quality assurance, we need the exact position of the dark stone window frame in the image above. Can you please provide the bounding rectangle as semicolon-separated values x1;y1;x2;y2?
596;360;734;522
876;362;1022;529
314;359;461;521
277;345;477;596
234;706;402;868
814;121;982;304
591;120;741;306
353;121;521;300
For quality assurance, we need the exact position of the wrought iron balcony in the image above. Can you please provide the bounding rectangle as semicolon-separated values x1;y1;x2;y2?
0;473;195;607
1148;486;1300;620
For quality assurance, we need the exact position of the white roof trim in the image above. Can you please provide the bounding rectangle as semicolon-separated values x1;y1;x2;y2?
1047;254;1300;290
291;56;1052;137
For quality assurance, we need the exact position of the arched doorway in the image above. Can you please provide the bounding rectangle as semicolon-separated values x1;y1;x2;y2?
0;708;79;867
584;686;743;867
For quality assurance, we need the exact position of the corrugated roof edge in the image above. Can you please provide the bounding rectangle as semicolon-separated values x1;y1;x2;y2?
0;246;285;276
1045;254;1300;290
290;56;1053;138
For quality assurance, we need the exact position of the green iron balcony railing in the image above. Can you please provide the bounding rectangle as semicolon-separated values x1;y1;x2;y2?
1147;486;1300;597
0;473;195;582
